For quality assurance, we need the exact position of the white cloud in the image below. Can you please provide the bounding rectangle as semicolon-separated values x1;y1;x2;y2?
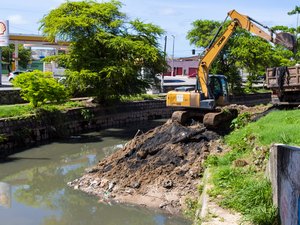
8;15;28;25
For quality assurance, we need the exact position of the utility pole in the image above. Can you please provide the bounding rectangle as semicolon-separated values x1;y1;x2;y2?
171;35;175;76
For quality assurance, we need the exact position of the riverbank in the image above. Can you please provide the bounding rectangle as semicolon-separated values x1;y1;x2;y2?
68;104;272;218
0;100;173;158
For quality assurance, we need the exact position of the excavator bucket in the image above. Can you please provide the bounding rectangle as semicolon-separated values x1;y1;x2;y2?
275;32;297;53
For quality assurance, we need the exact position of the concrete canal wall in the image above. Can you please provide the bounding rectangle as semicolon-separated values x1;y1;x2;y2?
0;100;173;158
268;144;300;225
0;89;271;106
0;89;25;105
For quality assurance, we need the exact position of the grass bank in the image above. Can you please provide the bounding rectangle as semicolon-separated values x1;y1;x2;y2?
204;109;300;224
0;94;161;119
0;101;86;118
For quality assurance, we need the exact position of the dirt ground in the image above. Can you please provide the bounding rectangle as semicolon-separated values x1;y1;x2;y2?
68;104;271;216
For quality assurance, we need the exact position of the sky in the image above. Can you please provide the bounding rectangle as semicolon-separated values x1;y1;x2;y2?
1;0;300;57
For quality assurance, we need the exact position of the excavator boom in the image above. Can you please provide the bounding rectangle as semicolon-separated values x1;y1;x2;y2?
167;9;296;127
198;9;296;99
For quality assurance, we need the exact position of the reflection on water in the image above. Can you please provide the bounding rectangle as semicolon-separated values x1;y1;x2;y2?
0;120;191;225
0;182;11;208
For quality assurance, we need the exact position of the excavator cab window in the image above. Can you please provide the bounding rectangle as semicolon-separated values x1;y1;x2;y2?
209;76;223;100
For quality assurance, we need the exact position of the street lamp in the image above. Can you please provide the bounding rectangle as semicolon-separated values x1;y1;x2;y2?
171;35;175;76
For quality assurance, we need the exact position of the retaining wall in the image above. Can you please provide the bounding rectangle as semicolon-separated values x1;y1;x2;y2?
0;100;173;158
0;89;26;105
268;144;300;225
0;89;271;106
229;93;271;106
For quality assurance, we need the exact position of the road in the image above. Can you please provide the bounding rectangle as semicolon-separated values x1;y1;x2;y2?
0;74;15;90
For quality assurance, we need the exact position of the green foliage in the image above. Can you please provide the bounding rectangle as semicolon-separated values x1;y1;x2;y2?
39;0;166;102
210;166;277;225
226;109;300;146
184;197;199;219
0;102;86;119
120;94;156;102
205;148;245;167
2;44;31;69
230;112;251;130
0;134;7;143
81;109;94;121
0;104;35;118
12;70;68;107
187;20;222;47
205;110;300;224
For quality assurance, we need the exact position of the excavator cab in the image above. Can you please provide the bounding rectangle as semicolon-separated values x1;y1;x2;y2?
195;75;229;106
208;75;229;106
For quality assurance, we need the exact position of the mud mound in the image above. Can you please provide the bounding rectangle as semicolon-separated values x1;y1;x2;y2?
69;120;220;214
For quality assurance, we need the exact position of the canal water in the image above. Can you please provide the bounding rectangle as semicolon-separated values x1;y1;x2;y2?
0;120;191;225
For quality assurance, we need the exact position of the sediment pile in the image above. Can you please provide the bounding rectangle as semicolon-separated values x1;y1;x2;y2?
68;119;220;214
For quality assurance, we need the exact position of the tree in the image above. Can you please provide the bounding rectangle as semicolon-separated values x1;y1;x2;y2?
39;0;166;102
2;44;31;71
230;33;274;89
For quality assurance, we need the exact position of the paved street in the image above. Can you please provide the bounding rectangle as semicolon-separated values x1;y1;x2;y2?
0;74;14;90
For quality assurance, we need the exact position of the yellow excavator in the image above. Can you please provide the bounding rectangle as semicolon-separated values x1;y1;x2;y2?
166;9;296;127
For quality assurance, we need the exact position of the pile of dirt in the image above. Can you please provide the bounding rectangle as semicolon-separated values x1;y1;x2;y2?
68;119;220;214
68;104;270;214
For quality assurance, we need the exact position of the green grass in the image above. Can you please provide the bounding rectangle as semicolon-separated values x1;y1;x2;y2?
0;101;86;119
205;109;300;224
0;104;35;118
120;94;158;102
208;166;277;225
0;94;160;118
226;109;300;146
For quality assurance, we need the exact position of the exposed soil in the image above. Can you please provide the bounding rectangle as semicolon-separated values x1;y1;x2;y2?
68;104;271;215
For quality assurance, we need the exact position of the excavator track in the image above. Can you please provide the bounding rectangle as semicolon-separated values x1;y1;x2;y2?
203;109;238;128
171;108;238;129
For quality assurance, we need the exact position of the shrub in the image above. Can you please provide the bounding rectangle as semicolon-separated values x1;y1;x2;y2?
13;70;68;107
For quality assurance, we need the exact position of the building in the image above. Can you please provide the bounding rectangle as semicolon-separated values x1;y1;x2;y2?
163;56;199;77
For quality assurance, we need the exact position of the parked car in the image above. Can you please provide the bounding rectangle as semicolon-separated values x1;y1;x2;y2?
8;69;32;82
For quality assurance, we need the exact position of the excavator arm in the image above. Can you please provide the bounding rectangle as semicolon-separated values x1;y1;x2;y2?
199;9;296;98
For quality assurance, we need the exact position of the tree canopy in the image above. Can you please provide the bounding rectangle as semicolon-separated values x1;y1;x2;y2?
39;0;166;102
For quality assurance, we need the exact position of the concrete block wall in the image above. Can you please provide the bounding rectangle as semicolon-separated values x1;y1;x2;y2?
0;89;26;105
0;100;174;158
268;144;300;225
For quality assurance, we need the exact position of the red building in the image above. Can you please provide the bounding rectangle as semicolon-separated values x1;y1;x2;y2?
163;56;199;77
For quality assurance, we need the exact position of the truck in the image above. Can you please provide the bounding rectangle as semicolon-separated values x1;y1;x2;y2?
166;9;296;127
266;66;300;104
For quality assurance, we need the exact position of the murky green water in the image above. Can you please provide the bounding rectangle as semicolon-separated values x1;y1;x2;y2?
0;120;191;225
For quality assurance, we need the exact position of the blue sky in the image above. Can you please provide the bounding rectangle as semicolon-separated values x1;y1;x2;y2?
1;0;299;57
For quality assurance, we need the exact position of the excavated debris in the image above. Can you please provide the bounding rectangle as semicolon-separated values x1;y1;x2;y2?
68;119;221;214
68;104;272;214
